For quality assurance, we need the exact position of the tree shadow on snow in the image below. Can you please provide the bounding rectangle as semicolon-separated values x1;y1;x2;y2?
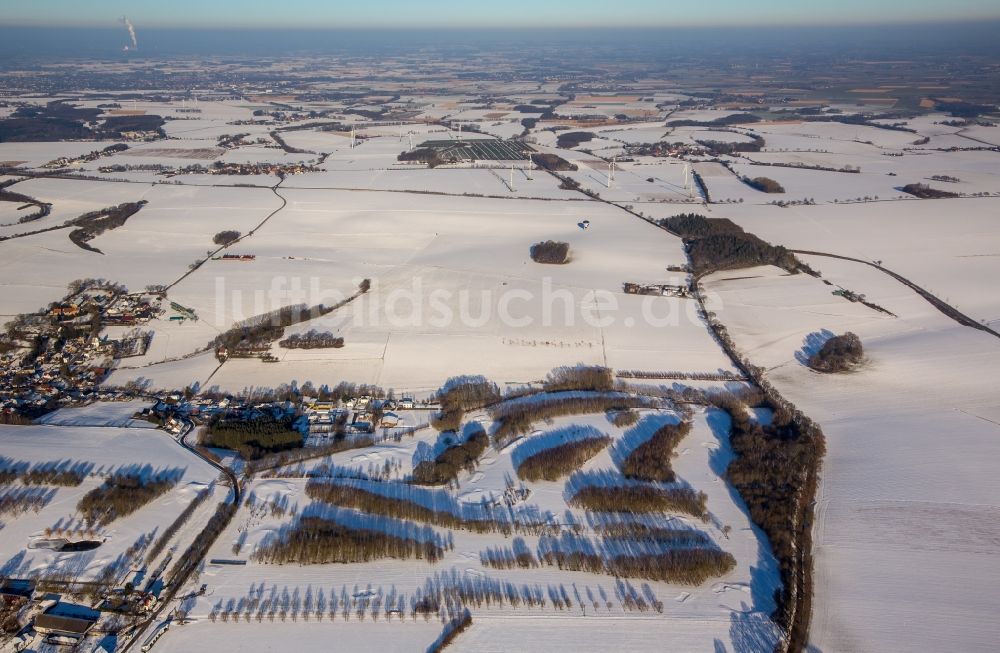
795;329;835;367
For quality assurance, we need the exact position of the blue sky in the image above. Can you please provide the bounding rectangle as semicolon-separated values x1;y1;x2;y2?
1;0;999;28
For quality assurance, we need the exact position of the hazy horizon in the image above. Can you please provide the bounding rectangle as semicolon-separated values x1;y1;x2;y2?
4;0;1000;29
2;21;1000;60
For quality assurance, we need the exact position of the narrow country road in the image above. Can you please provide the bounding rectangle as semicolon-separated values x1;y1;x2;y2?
164;181;288;291
120;418;241;652
790;249;1000;340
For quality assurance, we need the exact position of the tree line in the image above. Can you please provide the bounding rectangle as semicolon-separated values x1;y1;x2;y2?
412;429;489;485
306;481;554;536
657;212;814;276
540;547;736;586
68;201;148;254
430;377;501;432
568;485;707;519
490;393;652;446
253;516;445;564
278;329;345;349
620;421;691;483
516;435;611;483
77;473;178;527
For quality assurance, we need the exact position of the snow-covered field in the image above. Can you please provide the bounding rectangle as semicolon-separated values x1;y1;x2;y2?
703;264;1000;653
162;407;780;652
0;422;222;584
4;92;1000;653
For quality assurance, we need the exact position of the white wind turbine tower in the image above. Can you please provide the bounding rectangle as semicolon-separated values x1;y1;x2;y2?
350;126;356;149
682;162;694;198
408;132;414;151
510;164;516;192
607;156;616;189
525;151;533;180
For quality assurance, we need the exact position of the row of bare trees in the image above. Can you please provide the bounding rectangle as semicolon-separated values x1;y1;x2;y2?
568;485;707;520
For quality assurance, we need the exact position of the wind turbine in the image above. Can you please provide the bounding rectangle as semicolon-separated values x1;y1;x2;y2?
525;152;533;180
681;162;694;198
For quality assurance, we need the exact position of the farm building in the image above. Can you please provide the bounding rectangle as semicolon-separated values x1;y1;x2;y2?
33;609;97;640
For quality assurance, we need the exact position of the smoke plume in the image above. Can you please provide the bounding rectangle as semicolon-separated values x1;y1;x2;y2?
120;16;138;51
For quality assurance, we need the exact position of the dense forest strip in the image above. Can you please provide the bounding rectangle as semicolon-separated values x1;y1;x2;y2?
790;249;1000;339
545;175;823;652
0;182;51;224
0;220;74;242
689;277;822;653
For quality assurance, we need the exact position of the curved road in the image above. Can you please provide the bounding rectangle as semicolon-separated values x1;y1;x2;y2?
121;418;241;652
790;249;1000;340
165;181;288;291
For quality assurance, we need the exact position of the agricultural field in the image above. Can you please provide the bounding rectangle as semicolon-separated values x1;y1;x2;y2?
1;39;999;653
0;419;222;585
163;402;781;652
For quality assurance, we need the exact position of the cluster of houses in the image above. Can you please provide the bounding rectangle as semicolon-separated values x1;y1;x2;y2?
625;141;708;158
173;161;318;176
0;287;164;419
622;282;691;298
303;394;416;435
119;130;161;142
102;293;162;327
0;579;167;651
41;143;129;169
